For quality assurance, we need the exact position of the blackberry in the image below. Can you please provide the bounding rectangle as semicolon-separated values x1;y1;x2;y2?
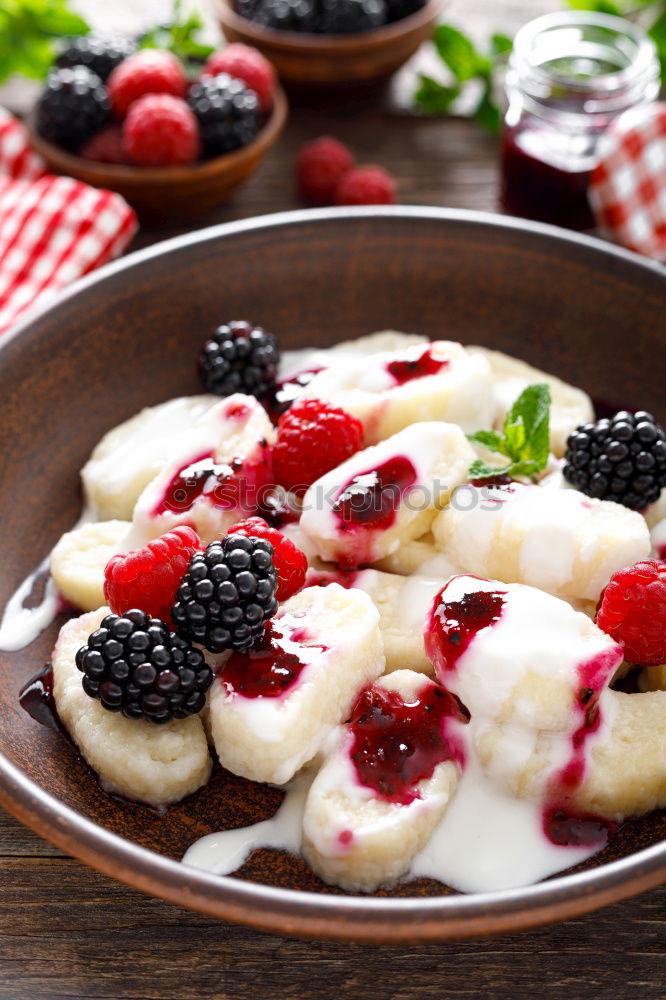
75;609;212;724
187;74;260;157
384;0;425;22
55;35;136;81
35;66;110;150
317;0;386;33
198;319;279;398
241;0;317;32
563;410;666;511
172;536;279;654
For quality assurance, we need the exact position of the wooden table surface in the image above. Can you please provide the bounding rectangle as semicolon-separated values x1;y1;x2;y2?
2;2;665;997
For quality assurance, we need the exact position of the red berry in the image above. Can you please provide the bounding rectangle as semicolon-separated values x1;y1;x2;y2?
108;49;188;119
272;398;364;497
79;125;128;164
203;44;275;113
335;165;397;206
228;516;307;601
596;559;666;665
104;526;202;627
123;94;200;166
296;136;354;205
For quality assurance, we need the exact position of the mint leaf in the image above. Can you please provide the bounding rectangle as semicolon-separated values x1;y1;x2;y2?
433;24;490;82
490;33;512;57
467;383;551;483
414;74;460;115
472;78;502;134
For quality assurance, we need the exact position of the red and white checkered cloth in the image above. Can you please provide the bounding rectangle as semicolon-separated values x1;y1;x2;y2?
0;108;137;335
589;102;666;262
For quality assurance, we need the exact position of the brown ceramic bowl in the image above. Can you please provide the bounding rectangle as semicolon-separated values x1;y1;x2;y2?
213;0;443;92
27;87;288;226
0;208;664;941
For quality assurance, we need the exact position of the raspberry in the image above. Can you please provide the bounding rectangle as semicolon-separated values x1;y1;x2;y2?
203;44;276;113
228;516;307;600
123;94;200;166
107;49;188;118
79;125;128;164
296;136;354;205
76;609;212;723
172;535;279;653
596;559;666;666
272;398;364;496
335;165;397;205
104;526;201;627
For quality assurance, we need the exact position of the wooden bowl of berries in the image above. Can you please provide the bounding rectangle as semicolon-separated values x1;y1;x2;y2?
213;0;443;93
28;41;288;226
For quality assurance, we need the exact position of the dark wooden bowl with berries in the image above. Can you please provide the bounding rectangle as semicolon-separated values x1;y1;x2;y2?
27;43;288;226
213;0;444;94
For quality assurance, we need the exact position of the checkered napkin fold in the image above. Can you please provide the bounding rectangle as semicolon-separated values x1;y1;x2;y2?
0;108;137;336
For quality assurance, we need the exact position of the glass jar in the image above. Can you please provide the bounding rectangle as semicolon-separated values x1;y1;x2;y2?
500;11;660;230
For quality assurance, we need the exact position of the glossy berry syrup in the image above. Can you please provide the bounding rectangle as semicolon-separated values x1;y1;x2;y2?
543;647;622;848
263;367;325;423
425;581;506;675
154;445;273;517
386;346;449;386
19;663;63;733
220;621;327;699
332;455;416;531
348;682;469;805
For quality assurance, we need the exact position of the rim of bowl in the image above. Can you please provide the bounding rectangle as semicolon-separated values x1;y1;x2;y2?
0;206;664;942
213;0;444;52
26;85;288;187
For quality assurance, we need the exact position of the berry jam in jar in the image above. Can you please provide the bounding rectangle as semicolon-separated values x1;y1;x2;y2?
501;12;659;229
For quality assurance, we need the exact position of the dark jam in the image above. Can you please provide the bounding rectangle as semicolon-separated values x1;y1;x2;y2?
426;584;505;675
348;682;468;805
263;366;325;423
332;455;417;531
386;346;449;386
543;806;617;849
154;445;272;517
19;663;63;733
220;621;326;699
500;127;596;231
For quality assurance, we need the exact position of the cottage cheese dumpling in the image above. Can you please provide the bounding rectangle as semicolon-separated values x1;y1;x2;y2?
128;395;275;547
468;346;594;457
52;609;212;806
82;394;219;521
300;422;475;568
302;670;466;893
303;340;496;444
50;520;130;612
432;481;651;603
208;584;384;786
305;566;441;675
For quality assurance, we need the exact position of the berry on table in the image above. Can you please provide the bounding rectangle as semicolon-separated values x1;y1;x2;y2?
75;609;213;723
198;320;279;399
596;559;666;665
107;49;188;118
123;94;200;166
172;535;279;653
272;397;364;496
335;165;397;205
296;136;354;205
203;44;276;113
188;74;260;157
79;125;128;164
35;66;110;150
228;516;307;600
55;35;136;81
563;410;666;511
104;526;202;627
317;0;386;33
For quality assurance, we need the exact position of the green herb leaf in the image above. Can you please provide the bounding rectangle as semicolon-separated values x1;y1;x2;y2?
565;0;623;13
414;74;460;115
490;33;512;57
467;383;552;482
472;78;502;133
433;24;491;82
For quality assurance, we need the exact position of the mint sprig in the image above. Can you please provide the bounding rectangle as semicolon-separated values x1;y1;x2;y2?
467;383;551;481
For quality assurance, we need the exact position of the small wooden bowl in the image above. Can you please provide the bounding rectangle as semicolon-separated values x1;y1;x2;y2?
28;87;288;226
213;0;443;92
